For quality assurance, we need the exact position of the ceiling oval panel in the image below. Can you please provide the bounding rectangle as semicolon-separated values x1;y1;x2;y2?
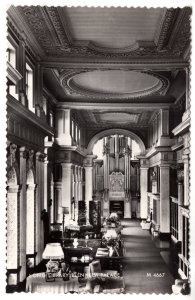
68;70;163;97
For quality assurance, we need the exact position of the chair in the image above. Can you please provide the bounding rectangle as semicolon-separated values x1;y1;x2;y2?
82;260;124;293
89;259;118;277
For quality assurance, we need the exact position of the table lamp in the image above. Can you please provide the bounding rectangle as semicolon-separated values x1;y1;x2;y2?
42;243;64;281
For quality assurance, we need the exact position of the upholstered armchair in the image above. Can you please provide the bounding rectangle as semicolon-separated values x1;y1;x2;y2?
81;260;124;293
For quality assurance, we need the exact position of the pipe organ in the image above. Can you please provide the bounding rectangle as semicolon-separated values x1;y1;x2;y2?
93;135;140;218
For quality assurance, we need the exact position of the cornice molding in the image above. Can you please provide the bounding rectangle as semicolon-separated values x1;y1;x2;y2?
156;8;180;51
7;95;54;136
41;59;188;70
57;101;171;110
7;62;23;84
172;116;190;136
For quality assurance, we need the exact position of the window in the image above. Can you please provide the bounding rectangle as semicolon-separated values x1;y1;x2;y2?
7;40;16;68
26;62;34;113
179;211;189;279
72;120;75;139
49;111;54;127
42;97;47;116
7;39;19;100
171;198;178;240
75;125;78;142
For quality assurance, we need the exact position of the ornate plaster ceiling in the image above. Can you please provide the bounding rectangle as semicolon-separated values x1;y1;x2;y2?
9;6;191;61
63;7;165;49
70;70;161;95
76;110;153;129
60;69;169;99
96;112;140;124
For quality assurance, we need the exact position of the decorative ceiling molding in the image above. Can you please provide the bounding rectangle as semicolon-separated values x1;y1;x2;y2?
78;110;152;130
8;6;191;61
7;6;44;59
59;69;169;99
168;7;191;57
156;8;180;51
93;112;140;124
57;101;172;110
44;7;71;51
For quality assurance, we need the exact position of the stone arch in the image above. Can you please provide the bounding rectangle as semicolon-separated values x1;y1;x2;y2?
26;169;34;184
87;128;146;155
7;166;18;186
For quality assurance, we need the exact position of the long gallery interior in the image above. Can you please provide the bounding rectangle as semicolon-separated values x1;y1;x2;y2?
6;5;191;294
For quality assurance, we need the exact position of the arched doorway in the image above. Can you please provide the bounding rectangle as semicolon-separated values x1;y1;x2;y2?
87;129;144;219
87;128;146;155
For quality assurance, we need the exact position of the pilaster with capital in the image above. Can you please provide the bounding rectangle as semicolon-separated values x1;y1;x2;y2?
35;152;44;264
7;184;22;285
182;154;189;206
19;147;28;281
55;109;72;146
61;163;72;224
159;164;170;234
124;137;132;218
54;182;62;223
140;159;149;219
103;137;110;202
83;155;97;224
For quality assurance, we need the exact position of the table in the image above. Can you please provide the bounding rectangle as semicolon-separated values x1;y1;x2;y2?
26;273;79;293
101;225;123;235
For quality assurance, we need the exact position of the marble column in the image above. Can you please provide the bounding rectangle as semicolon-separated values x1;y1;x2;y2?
55;109;72;145
54;183;62;223
160;109;169;137
103;138;109;216
178;180;184;241
84;166;93;224
43;153;49;211
19;147;27;282
40;155;45;255
26;183;36;255
183;154;189;206
61;163;72;224
50;180;54;224
84;155;97;224
160;165;170;234
80;167;84;201
74;166;79;221
35;153;40;264
7;184;21;285
140;160;149;219
35;153;44;264
124;140;131;218
115;134;119;171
